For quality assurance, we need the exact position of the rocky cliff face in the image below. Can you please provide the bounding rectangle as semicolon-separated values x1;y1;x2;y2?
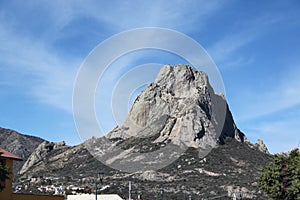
85;64;248;172
254;139;270;154
108;65;231;145
19;141;67;175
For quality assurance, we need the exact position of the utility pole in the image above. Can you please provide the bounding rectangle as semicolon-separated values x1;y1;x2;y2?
95;177;98;200
160;187;163;200
95;172;104;200
99;172;104;198
129;181;132;200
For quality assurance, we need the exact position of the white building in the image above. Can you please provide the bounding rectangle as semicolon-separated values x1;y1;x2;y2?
67;194;123;200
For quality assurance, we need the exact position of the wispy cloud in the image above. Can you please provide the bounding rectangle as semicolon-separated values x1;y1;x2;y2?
203;9;300;119
0;1;225;114
203;8;300;153
243;108;300;153
0;15;79;112
210;16;282;63
1;1;299;152
235;63;300;121
75;0;225;32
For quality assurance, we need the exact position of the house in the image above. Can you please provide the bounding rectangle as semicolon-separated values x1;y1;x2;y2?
0;148;64;200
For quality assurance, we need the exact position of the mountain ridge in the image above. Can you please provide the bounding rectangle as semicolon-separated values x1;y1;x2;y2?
0;127;45;178
1;64;272;199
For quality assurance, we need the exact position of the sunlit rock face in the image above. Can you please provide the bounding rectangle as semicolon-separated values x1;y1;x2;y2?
82;64;248;172
107;64;244;148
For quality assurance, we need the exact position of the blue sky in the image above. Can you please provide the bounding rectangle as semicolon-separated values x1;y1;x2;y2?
0;0;300;154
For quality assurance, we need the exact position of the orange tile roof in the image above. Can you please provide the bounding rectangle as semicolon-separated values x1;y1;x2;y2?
0;148;23;161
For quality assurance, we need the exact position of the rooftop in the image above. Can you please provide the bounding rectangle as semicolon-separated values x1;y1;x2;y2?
0;148;23;161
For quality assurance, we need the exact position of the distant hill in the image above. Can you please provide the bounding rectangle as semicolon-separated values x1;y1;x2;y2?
0;127;45;177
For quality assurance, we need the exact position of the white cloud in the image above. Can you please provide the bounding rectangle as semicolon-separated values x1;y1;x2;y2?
243;113;300;153
208;14;283;65
203;11;300;120
70;0;224;32
233;63;300;153
203;11;300;154
0;0;226;114
1;1;299;153
235;63;300;121
0;16;80;112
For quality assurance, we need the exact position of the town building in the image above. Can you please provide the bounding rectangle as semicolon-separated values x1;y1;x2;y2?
0;148;64;200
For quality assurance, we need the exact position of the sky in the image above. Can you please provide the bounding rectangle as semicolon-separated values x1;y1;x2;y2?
0;0;300;154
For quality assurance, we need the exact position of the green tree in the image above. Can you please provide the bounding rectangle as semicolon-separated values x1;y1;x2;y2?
0;152;11;192
259;148;300;199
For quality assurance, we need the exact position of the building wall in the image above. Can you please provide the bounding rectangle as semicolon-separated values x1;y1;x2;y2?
0;157;64;200
0;158;13;200
67;194;123;200
12;193;64;200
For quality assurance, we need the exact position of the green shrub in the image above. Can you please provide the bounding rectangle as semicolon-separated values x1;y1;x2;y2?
259;148;300;199
0;152;11;192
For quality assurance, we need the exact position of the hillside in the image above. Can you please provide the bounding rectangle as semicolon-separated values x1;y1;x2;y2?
16;138;272;199
0;127;45;177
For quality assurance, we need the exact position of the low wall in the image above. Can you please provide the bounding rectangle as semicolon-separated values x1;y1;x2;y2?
67;194;123;200
12;193;64;200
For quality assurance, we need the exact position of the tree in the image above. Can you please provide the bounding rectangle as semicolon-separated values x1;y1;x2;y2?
259;148;300;199
0;152;11;192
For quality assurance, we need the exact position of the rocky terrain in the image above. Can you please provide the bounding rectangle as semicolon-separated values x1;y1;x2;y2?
0;127;45;177
86;64;248;173
13;137;272;199
1;64;273;199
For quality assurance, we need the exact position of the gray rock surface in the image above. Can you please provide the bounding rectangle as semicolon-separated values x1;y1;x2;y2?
19;140;67;174
87;64;249;172
254;139;270;154
108;64;228;149
110;64;247;143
